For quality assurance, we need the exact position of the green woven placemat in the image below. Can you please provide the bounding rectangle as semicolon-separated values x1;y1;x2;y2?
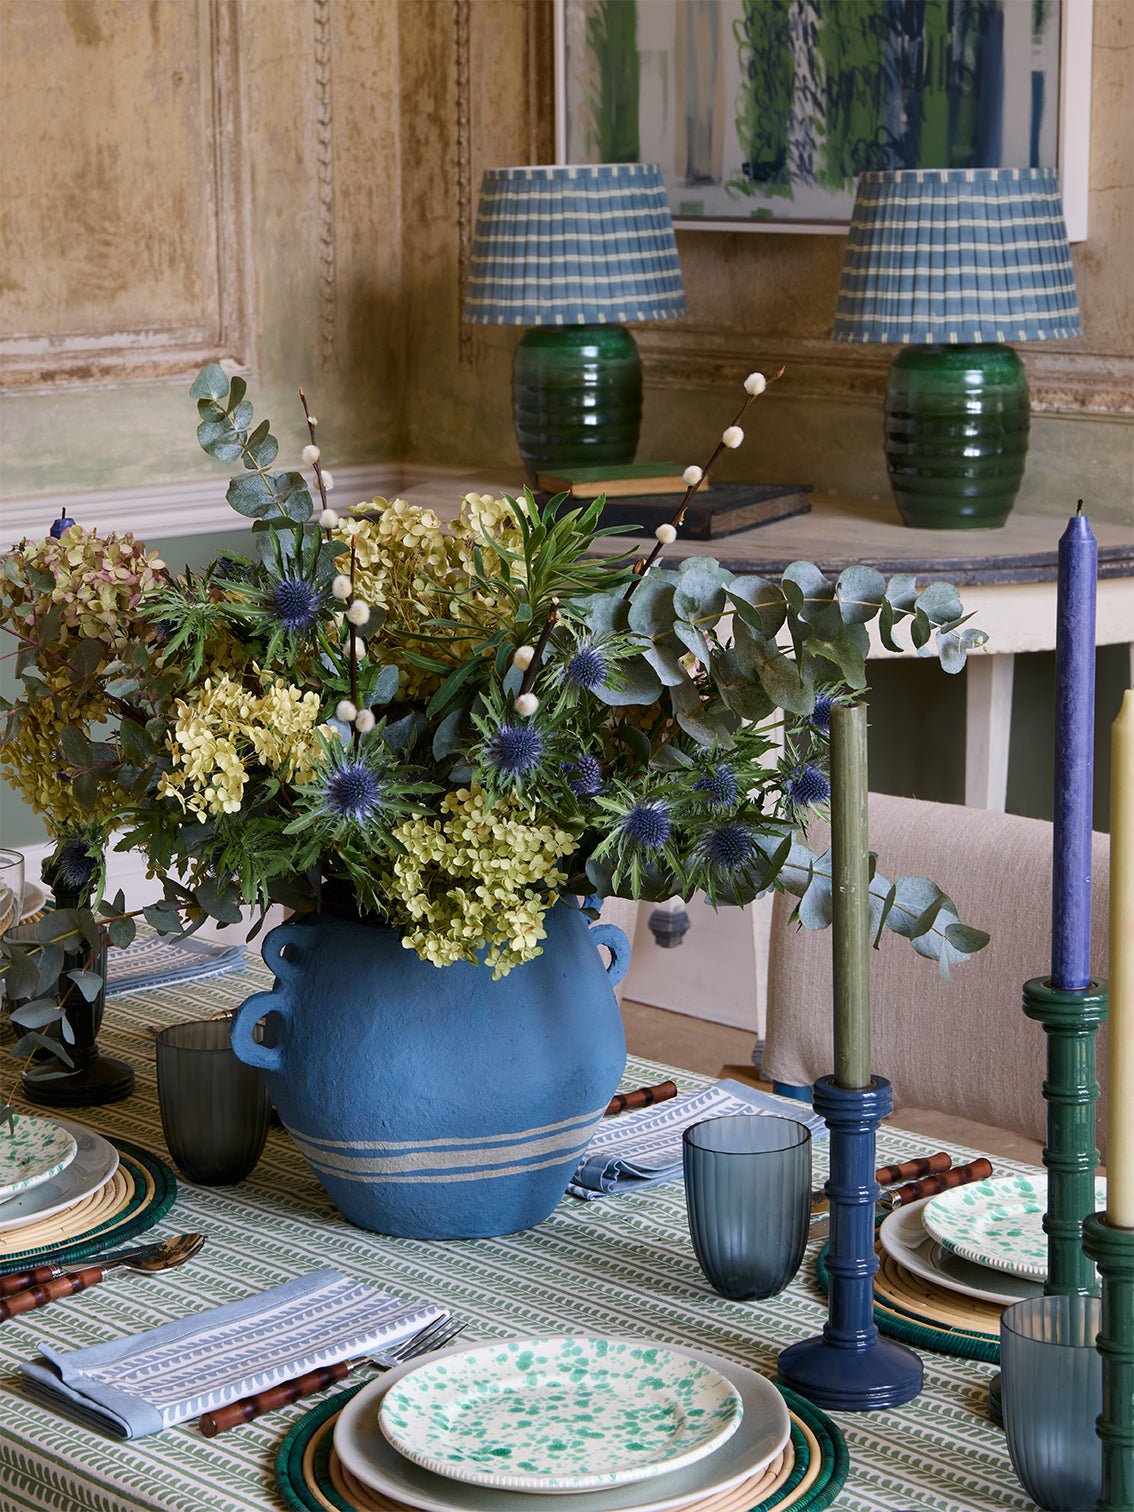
0;1138;177;1268
815;1240;1002;1364
273;1379;849;1512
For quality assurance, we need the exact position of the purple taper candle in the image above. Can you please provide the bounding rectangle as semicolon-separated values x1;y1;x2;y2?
1051;503;1097;991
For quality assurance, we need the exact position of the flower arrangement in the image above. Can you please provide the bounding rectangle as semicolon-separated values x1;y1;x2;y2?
1;364;989;1014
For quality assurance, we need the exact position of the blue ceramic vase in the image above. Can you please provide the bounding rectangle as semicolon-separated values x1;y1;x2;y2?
229;901;630;1240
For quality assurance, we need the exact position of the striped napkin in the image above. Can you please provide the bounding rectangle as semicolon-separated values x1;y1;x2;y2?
19;1269;444;1439
105;933;247;997
568;1078;826;1199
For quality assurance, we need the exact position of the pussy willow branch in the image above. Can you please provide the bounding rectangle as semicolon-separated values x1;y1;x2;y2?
299;387;330;516
518;597;559;698
623;364;786;600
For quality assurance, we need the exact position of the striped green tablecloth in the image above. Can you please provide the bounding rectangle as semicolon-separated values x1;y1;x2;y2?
0;954;1039;1511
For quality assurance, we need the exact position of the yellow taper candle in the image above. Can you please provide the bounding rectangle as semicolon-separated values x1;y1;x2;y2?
1107;687;1134;1227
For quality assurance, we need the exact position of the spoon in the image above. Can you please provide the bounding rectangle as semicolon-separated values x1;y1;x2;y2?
0;1233;205;1321
1;1233;207;1296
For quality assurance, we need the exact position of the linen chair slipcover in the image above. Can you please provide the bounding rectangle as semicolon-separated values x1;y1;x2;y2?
760;792;1111;1158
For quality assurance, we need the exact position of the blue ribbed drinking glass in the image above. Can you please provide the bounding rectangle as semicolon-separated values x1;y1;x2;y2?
682;1114;812;1301
1000;1294;1103;1511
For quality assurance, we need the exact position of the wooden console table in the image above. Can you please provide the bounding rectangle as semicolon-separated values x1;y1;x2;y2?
404;480;1134;813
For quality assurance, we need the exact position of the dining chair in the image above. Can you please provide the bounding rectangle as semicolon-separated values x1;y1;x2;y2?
759;792;1111;1157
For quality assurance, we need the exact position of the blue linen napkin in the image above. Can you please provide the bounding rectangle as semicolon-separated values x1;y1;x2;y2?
19;1269;445;1439
105;933;248;997
567;1078;826;1199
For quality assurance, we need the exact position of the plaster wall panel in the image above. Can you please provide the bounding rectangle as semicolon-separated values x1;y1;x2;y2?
0;0;249;384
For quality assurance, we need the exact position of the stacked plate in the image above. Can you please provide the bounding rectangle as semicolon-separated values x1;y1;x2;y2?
333;1335;794;1512
0;1115;119;1239
878;1172;1107;1305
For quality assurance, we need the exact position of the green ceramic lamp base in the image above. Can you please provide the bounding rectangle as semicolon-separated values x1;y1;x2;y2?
884;343;1030;530
512;325;642;483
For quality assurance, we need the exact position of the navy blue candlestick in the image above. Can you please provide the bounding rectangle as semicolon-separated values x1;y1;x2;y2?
1052;505;1097;992
778;1075;923;1410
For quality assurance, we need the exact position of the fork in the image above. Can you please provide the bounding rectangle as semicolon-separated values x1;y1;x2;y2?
198;1313;466;1436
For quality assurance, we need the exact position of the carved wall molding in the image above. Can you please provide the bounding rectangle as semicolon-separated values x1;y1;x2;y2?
455;0;473;369
313;0;336;371
0;0;251;389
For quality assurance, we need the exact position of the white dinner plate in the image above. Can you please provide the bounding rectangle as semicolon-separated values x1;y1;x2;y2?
377;1336;744;1494
922;1172;1107;1281
19;884;46;922
335;1339;791;1512
878;1197;1045;1306
0;1116;77;1202
0;1118;119;1233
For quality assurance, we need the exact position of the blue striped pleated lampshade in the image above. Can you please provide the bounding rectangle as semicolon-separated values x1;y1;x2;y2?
833;168;1081;346
463;163;686;327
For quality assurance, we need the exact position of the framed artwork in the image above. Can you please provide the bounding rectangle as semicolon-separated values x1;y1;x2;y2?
555;0;1091;239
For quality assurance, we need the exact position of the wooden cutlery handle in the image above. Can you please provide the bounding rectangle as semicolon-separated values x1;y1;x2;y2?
606;1080;678;1115
198;1359;355;1436
0;1267;105;1320
892;1158;993;1207
0;1265;57;1298
875;1152;951;1186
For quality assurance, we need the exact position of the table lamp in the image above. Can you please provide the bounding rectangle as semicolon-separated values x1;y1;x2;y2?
462;162;686;482
832;167;1081;530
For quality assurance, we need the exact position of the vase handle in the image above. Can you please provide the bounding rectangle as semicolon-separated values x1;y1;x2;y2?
228;921;297;1073
588;924;630;987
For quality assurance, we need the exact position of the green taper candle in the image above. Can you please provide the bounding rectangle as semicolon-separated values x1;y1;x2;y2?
831;703;871;1089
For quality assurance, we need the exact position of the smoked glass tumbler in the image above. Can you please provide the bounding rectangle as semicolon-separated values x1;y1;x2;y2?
156;1018;271;1185
683;1114;812;1301
1000;1294;1103;1511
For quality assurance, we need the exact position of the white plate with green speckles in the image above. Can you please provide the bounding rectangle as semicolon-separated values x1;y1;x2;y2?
922;1172;1107;1281
337;1339;789;1512
0;1115;77;1202
377;1336;744;1494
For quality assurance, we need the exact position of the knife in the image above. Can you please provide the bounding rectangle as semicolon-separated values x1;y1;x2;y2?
809;1151;953;1215
809;1157;993;1239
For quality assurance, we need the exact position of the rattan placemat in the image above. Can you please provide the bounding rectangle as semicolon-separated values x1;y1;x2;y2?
274;1381;848;1512
0;1140;176;1267
815;1240;1002;1363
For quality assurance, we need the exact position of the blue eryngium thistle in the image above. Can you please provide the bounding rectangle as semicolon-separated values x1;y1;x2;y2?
692;764;738;809
324;762;383;821
701;822;756;870
809;694;835;731
563;753;603;797
563;646;608;692
53;837;99;891
488;723;545;777
789;764;831;808
272;577;321;631
622;801;672;851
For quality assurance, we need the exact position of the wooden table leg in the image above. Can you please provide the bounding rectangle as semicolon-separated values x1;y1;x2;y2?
965;652;1015;811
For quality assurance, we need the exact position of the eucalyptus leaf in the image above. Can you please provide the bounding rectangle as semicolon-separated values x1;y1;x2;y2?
66;969;104;1002
673;567;727;626
835;565;887;626
626;574;677;636
640;643;688;687
190;363;230;401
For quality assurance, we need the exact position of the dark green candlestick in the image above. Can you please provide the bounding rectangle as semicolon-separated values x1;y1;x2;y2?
1022;976;1107;1297
1082;1214;1134;1511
